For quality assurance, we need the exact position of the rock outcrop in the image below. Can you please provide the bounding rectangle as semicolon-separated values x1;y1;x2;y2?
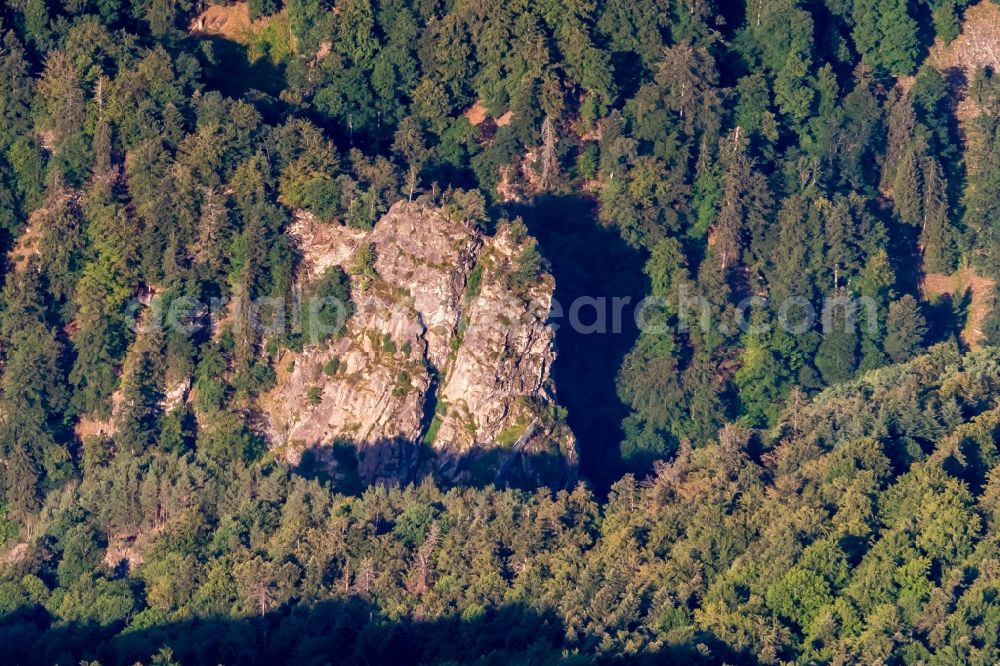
259;201;576;488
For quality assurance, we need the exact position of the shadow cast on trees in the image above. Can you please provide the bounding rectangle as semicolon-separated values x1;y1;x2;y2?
296;436;577;495
923;289;971;348
195;36;288;102
0;596;760;666
508;195;649;494
270;194;648;498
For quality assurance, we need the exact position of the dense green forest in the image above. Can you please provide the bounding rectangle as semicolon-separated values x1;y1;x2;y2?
5;346;1000;664
2;0;1000;662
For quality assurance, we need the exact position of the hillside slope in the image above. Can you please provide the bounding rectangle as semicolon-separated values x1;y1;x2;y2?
4;344;1000;664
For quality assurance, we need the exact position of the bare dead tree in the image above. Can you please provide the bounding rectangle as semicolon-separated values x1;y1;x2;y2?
406;522;440;597
355;556;376;595
251;578;275;617
540;116;558;191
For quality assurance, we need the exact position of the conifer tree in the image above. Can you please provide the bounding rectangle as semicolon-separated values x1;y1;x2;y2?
892;147;923;227
770;195;816;302
852;0;921;75
0;264;72;519
22;0;53;51
655;44;721;140
919;155;957;273
392;117;429;201
70;181;140;416
734;307;787;427
714;128;751;272
883;93;917;189
856;249;895;371
0;31;34;150
884;295;927;362
36;50;87;152
824;198;862;288
115;323;165;455
815;292;859;385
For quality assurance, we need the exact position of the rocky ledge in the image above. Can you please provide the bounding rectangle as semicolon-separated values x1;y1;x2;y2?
259;201;577;488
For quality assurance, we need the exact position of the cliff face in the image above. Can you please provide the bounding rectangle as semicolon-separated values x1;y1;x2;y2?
260;201;577;488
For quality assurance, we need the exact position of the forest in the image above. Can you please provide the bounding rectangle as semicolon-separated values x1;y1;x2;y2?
1;0;1000;663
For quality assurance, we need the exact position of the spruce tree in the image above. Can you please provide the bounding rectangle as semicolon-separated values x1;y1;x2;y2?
856;249;895;372
115;324;165;456
815;292;859;385
0;31;34;149
892;147;923;227
23;0;53;52
824;198;862;288
919;156;957;273
853;0;921;76
877;0;921;75
884;295;927;362
734;308;787;427
714;129;751;272
0;265;73;518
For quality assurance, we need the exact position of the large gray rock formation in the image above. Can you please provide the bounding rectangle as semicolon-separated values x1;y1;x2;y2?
259;201;577;487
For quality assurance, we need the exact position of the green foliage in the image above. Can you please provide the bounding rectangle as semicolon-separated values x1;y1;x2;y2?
280;171;341;220
381;333;396;355
277;120;343;220
983;287;1000;346
852;0;922;75
577;141;599;180
884;295;927;362
248;0;281;21
7;138;46;212
303;266;353;344
815;300;859;385
734;311;788;427
509;237;544;292
0;503;19;547
932;0;964;44
4;347;1000;664
322;357;341;376
421;414;442;445
463;262;484;303
0;3;997;662
349;242;378;288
